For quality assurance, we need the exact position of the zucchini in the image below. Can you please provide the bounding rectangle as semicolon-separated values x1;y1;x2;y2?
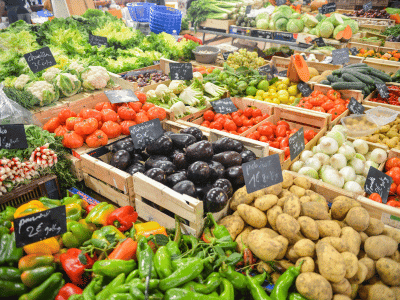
369;68;392;82
320;80;330;85
348;71;374;85
331;82;366;91
343;63;368;69
342;73;361;83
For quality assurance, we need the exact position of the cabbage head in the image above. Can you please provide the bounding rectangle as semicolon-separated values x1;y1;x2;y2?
256;19;269;30
275;18;288;31
256;12;269;22
303;14;319;28
287;19;304;33
319;21;334;38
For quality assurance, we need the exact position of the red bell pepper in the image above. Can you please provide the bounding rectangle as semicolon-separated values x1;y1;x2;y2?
55;283;83;300
60;248;96;286
106;206;138;232
85;204;96;214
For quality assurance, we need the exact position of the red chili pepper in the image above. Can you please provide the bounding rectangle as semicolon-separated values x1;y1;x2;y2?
243;248;254;269
387;200;400;208
201;227;215;243
60;248;96;286
106;206;138;232
55;283;83;300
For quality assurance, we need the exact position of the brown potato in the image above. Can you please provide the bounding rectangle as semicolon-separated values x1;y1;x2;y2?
360;232;368;245
264;182;282;196
298;216;319;240
274;235;289;260
345;207;370;232
231;186;264;210
237;204;267;229
284;194;301;218
257;261;273;274
390;287;400;300
218;215;244;240
293;177;311;190
294;239;315;257
290;185;306;198
299;196;312;204
320;237;348;253
271;272;281;284
390;250;400;264
267;205;283;231
348;261;367;284
364;235;398;260
317;220;342;238
341;227;361;256
282;172;294;188
359;257;376;281
279;189;292;198
376;258;400;287
316;241;346;283
286;246;300;263
359;284;396;300
302;201;331;220
383;227;400;244
259;228;279;238
278;193;299;208
331;278;352;297
235;226;252;253
296;256;315;273
364;218;384;236
341;252;358;279
287;231;306;245
296;272;333;300
254;194;278;211
279;259;295;270
276;213;300;239
331;198;361;221
332;295;351;300
247;230;284;261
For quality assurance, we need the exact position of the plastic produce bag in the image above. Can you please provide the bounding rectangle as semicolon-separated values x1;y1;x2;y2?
0;85;42;126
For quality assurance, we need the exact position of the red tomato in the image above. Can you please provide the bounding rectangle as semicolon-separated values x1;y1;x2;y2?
252;109;262;118
283;147;290;157
210;122;223;130
118;106;137;120
204;111;215;122
386;157;400;171
74;118;98;136
298;102;313;109
276;121;290;131
58;108;77;124
243;108;253;118
135;112;149;124
261;113;270;120
276;125;287;137
95;102;113;111
259;136;268;143
252;131;261;140
65;117;83;131
236;109;243;116
237;126;249;134
80;109;102;122
54;125;68;137
62;131;84;149
120;120;137;135
280;137;289;149
229;131;238;135
268;141;280;148
246;132;258;140
304;129;316;141
390;182;397;195
134;91;147;104
101;109;118;123
224;119;237;132
101;121;122;139
311;90;323;97
369;193;382;203
253;116;264;124
214;113;223;120
43;117;61;133
397;184;400;196
257;125;273;137
86;130;108;148
129;102;142;113
312;107;326;113
392;171;400;186
321;100;335;112
232;116;243;127
142;103;155;112
201;121;210;127
263;122;276;133
243;119;253;127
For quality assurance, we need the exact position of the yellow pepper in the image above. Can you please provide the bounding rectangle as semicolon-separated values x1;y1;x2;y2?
14;201;46;219
65;203;82;222
135;222;167;238
23;237;61;255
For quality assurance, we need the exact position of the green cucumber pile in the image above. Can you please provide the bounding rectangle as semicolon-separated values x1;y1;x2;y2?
319;63;392;96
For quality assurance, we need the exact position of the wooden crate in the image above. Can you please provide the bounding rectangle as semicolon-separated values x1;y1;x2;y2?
364;58;400;76
270;56;341;75
350;32;386;47
197;19;236;33
68;154;84;182
363;83;400;111
294;51;364;65
347;42;380;51
384;41;400;50
364;57;400;68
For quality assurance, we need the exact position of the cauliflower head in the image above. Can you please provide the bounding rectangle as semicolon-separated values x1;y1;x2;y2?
26;81;59;106
81;66;111;90
69;61;85;74
14;74;31;90
56;73;81;97
43;67;61;83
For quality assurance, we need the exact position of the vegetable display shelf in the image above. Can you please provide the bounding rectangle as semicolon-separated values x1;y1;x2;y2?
293;50;365;65
270;56;341;74
192;19;236;34
350;32;386;47
384;41;400;50
0;175;60;210
346;41;380;52
363;83;400;111
363;47;400;67
363;58;400;76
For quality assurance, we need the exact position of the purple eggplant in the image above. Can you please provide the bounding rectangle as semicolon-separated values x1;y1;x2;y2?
110;150;131;170
187;161;210;184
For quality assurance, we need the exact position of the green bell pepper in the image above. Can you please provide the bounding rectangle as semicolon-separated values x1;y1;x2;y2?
62;194;83;206
0;206;16;222
86;202;115;226
92;225;126;245
38;197;62;209
19;272;64;300
92;259;136;278
0;266;27;297
62;220;93;248
0;232;23;265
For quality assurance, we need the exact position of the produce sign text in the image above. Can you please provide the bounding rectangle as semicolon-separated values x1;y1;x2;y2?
0;124;28;149
14;206;67;248
376;83;390;99
332;48;349;65
243;154;283;193
365;167;392;203
104;89;139;104
363;1;372;11
211;98;238;114
297;82;312;97
129;118;164;149
222;52;233;60
289;127;305;161
348;97;365;115
318;3;336;14
313;37;326;47
349;47;359;56
89;34;108;47
169;63;193;80
24;47;56;73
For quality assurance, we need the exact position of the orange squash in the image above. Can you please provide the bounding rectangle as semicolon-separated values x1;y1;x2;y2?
288;55;300;83
342;25;352;40
293;54;310;83
310;0;327;11
335;30;344;40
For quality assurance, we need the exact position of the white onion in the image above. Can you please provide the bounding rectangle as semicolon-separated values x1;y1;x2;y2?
305;157;322;171
291;160;305;172
365;152;372;161
321;168;344;188
326;130;346;146
344;141;354;148
339;166;356;182
338;144;356;160
353;139;369;155
298;166;319;179
319;137;339;155
331;125;348;138
355;153;366;161
355;175;366;188
370;148;387;164
343;181;363;194
349;158;365;175
330;153;347;170
312;145;322;154
300;150;314;162
314;153;330;166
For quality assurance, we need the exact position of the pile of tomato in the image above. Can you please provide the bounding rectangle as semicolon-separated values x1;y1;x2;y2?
200;107;270;134
296;89;349;121
245;121;317;160
42;91;167;149
369;85;400;107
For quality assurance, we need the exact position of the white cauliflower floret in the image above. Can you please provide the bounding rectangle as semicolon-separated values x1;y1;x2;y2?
69;61;85;74
146;90;157;99
14;74;31;90
26;81;57;105
155;84;169;98
81;66;111;90
43;67;61;83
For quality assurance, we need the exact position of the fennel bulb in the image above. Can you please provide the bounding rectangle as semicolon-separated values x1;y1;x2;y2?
370;148;387;165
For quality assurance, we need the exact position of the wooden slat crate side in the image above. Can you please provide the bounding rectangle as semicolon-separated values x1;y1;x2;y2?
80;154;133;193
347;42;380;51
271;56;341;73
83;173;134;207
275;106;330;129
364;57;400;67
384;41;400;50
68;154;83;181
364;59;400;76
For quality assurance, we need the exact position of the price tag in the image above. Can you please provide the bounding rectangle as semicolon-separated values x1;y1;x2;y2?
24;47;56;73
289;128;305;161
89;34;108;48
349;47;359;56
211;98;238;115
258;64;271;75
276;0;286;6
278;70;288;77
332;48;350;65
0;124;28;149
37;9;53;17
169;63;193;80
303;0;311;4
318;3;336;14
129;119;164;149
363;1;372;11
297;82;312;97
313;37;326;47
348;97;365;115
274;32;294;41
104;89;139;104
365;167;392;203
14;206;67;248
271;64;279;76
245;5;252;14
243;154;283;194
222;51;233;60
376;83;389;99
153;60;160;65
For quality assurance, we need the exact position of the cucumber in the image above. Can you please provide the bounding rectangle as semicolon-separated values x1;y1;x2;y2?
343;63;368;69
332;69;341;76
348;71;374;85
369;68;392;82
368;75;385;84
320;80;330;85
351;68;370;75
342;73;361;83
331;82;366;91
327;75;341;83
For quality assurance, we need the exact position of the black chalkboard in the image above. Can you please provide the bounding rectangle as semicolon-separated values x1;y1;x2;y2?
348;97;365;115
289;127;305;161
303;0;311;4
243;154;283;194
364;166;392;204
245;5;251;14
89;34;108;47
211;98;238;115
349;47;359;56
44;179;60;200
129;118;164;149
332;48;350;65
0;124;28;149
363;1;372;11
153;60;160;65
278;70;288;77
376;83;390;99
313;37;326;47
104;89;139;104
169;63;193;80
276;0;286;6
14;206;67;248
297;82;312;97
271;64;279;76
24;47;56;73
318;2;336;14
274;32;294;42
258;64;271;76
222;52;233;60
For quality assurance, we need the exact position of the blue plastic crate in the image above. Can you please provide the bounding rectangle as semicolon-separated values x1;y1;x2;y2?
149;5;182;35
126;2;156;22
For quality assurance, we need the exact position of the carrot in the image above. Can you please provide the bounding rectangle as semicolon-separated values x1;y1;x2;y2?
342;25;352;40
108;238;138;261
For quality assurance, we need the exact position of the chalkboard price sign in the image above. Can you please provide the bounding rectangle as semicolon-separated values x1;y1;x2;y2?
24;47;56;73
129;119;164;149
274;32;294;42
318;3;336;14
365;167;392;203
376;83;390;99
243;154;283;194
0;124;28;149
289;127;305;161
349;47;359;56
271;64;279;76
348;97;365;115
169;63;193;80
363;1;372;11
332;48;350;65
278;70;288;77
276;0;286;6
297;82;312;97
211;98;238;115
222;52;233;60
153;60;160;65
258;64;271;76
303;0;311;4
14;206;67;248
105;89;139;104
313;37;326;47
245;5;252;14
89;34;108;48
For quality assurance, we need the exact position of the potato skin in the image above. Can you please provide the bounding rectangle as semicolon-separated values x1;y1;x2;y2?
341;227;361;256
237;204;267;228
332;295;351;300
359;257;376;281
376;258;400;287
341;252;358;279
348;261;367;284
293;177;312;190
359;284;396;300
282;172;293;188
265;182;282;196
290;185;306;198
345;207;370;232
274;235;289;260
267;205;283;231
383;227;400;244
331;198;361;221
247;230;283;261
316;241;346;283
331;278;352;297
296;256;315;273
235;226;252;253
295;272;333;300
320;237;348;253
302;201;331;220
276;213;300;239
364;218;384;236
218;215;244;240
254;194;278;211
294;239;315;257
364;235;398;260
283;194;301;218
298;216;319;240
317;220;342;238
231;186;263;210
